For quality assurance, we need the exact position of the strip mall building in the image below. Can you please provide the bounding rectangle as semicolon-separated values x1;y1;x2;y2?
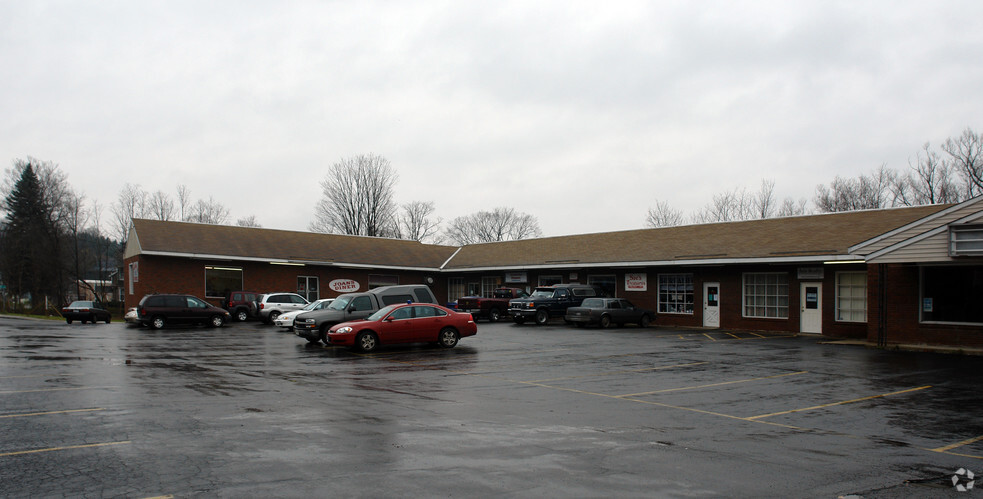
124;197;983;348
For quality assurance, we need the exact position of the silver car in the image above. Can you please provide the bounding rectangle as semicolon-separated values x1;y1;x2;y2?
274;298;334;329
257;293;309;324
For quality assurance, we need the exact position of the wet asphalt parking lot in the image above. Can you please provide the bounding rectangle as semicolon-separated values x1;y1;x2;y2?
1;316;982;498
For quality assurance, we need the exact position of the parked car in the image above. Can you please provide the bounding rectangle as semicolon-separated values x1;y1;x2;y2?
136;294;231;329
61;301;112;324
508;284;601;325
456;287;529;322
257;292;309;324
294;284;438;344
222;291;261;322
274;298;334;329
124;307;140;326
565;297;654;328
326;303;477;352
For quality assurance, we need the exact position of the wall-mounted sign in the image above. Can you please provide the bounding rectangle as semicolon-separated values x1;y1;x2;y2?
797;267;824;280
505;272;527;283
329;279;360;293
625;273;647;291
923;297;933;313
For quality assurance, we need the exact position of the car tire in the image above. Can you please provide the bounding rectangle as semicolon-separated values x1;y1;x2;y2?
488;308;501;323
599;315;611;328
235;309;249;322
438;327;460;348
151;316;166;329
534;309;549;326
104;316;111;324
513;317;526;324
209;315;225;328
355;332;379;353
66;318;73;324
268;311;281;324
639;315;651;328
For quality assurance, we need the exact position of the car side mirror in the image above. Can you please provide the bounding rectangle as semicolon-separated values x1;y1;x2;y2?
385;316;394;322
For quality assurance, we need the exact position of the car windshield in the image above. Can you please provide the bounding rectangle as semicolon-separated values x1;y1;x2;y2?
300;300;323;311
530;289;554;298
68;301;92;308
367;305;399;321
328;297;351;310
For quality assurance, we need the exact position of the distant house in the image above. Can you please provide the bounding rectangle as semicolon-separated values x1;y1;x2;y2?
123;197;983;349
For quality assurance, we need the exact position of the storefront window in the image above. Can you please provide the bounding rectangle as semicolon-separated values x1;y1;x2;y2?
588;275;616;297
481;276;502;297
538;275;562;286
921;265;983;324
205;266;242;298
835;272;867;322
368;274;398;289
743;273;788;318
448;278;465;303
658;274;693;314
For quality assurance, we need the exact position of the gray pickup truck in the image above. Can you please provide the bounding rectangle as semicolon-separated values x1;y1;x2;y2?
293;284;437;343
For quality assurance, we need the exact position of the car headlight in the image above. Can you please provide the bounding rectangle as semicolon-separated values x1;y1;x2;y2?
336;326;353;334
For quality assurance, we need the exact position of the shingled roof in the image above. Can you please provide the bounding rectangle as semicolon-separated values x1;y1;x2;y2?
127;204;951;271
443;204;951;270
128;219;458;270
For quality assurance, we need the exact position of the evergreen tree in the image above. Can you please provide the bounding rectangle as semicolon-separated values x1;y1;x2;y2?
0;163;62;309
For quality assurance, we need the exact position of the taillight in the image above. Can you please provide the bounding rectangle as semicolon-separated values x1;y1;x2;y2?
259;303;265;309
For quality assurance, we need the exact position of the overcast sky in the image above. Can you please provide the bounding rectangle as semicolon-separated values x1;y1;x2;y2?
2;1;982;239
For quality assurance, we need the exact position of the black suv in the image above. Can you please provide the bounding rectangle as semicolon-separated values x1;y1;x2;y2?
508;284;600;325
137;294;231;329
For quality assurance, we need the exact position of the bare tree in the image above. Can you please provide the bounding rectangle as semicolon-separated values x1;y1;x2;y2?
644;200;684;228
777;198;809;217
893;142;963;206
396;201;443;243
445;207;542;245
941;128;983;197
692;188;755;223
147;190;175;221
186;197;230;225
236;215;262;227
110;183;148;242
310;154;399;237
176;184;192;221
814;165;897;213
64;192;90;300
752;179;777;219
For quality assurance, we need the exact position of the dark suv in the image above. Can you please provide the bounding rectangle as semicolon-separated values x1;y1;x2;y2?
508;284;600;325
222;291;260;322
137;294;231;329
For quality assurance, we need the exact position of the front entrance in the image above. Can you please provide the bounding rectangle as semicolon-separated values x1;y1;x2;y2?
800;282;822;334
703;282;720;328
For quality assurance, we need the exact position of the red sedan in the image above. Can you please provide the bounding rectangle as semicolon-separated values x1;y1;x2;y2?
327;303;477;352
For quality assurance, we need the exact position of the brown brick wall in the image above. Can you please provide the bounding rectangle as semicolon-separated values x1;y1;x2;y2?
867;263;983;347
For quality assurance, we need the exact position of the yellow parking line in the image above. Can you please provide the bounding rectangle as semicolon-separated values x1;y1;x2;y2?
703;333;717;341
747;386;932;420
0;408;104;419
0;441;131;457
528;362;708;383
725;332;741;339
616;371;808;398
0;386;116;395
931;435;983;453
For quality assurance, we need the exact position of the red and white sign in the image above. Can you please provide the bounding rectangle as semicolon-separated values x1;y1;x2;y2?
625;273;647;292
329;279;360;292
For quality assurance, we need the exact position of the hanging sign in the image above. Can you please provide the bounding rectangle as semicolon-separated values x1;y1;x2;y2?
329;279;360;292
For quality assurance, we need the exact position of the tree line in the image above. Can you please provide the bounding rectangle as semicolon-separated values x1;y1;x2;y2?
645;127;982;227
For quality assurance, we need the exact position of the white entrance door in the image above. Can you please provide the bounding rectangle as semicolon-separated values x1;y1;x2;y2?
703;282;720;328
800;282;822;334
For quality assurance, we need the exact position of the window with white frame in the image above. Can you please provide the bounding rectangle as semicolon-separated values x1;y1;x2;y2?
658;274;694;314
835;272;867;322
481;276;502;297
538;275;562;286
743;273;789;318
950;226;983;257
